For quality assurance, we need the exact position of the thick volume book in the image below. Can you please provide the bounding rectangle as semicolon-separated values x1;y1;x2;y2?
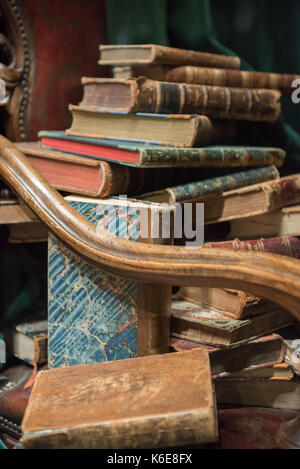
170;334;286;378
139;165;280;204
3;320;48;365
18;141;238;197
48;196;173;368
166;66;300;94
227;206;300;239
80;77;281;122
171;299;293;348
38;131;285;168
22;350;218;449
98;43;240;69
65;105;235;147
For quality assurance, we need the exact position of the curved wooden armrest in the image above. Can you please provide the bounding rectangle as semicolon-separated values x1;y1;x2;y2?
0;135;300;320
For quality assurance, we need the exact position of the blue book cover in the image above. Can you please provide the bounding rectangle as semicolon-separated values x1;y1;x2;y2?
48;196;171;368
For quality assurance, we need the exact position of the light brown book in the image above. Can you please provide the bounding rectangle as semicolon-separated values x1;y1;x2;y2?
170;334;286;378
215;379;300;410
227;206;300;239
166;66;300;94
226;362;293;381
22;350;218;449
98;43;241;69
66;105;232;147
177;286;274;320
202;174;300;224
171;299;293;348
80;77;281;122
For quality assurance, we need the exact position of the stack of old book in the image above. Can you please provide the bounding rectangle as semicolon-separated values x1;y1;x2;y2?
15;44;300;448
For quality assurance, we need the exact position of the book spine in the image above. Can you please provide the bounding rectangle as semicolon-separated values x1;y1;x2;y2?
266;176;300;211
166;66;300;94
139;146;285;168
204;236;300;259
136;78;281;122
152;45;240;69
166;165;279;203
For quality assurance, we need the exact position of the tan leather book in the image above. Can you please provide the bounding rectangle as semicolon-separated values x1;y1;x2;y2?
21;350;218;449
98;44;240;69
166;66;300;94
80;77;281;122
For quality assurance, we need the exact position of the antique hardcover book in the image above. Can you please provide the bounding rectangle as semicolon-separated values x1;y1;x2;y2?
3;320;48;365
66;105;234;147
215;379;300;410
224;362;293;381
176;286;274;320
170;334;286;378
22;350;218;449
166;66;300;94
171;299;293;348
17;141;239;198
227;206;300;239
139;165;280;204
98;43;241;69
80;77;281;122
38;131;285;168
48;196;173;368
199;174;300;224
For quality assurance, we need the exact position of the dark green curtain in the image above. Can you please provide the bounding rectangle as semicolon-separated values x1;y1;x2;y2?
105;0;300;174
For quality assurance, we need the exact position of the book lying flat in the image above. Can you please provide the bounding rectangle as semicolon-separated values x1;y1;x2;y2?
98;43;241;69
227;206;300;239
215;378;300;410
224;362;293;381
17;141;232;198
22;350;218;449
170;334;286;378
171;299;293;348
3;320;48;365
80;77;281;122
177;286;275;320
166;65;300;94
139;165;280;204
38;130;285;168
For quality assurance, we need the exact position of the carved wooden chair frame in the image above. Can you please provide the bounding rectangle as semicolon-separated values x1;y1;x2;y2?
0;136;299;448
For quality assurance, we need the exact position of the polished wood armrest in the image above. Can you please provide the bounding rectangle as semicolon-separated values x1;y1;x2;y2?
0;135;299;320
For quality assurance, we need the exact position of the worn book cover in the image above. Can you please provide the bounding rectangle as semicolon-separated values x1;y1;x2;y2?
38;131;285;168
98;43;240;69
139;165;279;204
166;65;300;94
22;350;218;449
48;196;172;368
171;299;293;348
170;334;286;378
81;77;281;122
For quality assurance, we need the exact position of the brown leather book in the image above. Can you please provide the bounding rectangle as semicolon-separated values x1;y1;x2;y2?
166;66;300;94
98;44;241;69
170;334;286;378
21;350;218;449
81;77;281;122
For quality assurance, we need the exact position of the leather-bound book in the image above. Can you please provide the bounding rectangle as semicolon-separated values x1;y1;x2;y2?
66;105;234;147
166;66;300;94
38;131;286;168
48;196;173;368
80;77;281;122
21;350;218;449
171;299;293;348
98;43;240;69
